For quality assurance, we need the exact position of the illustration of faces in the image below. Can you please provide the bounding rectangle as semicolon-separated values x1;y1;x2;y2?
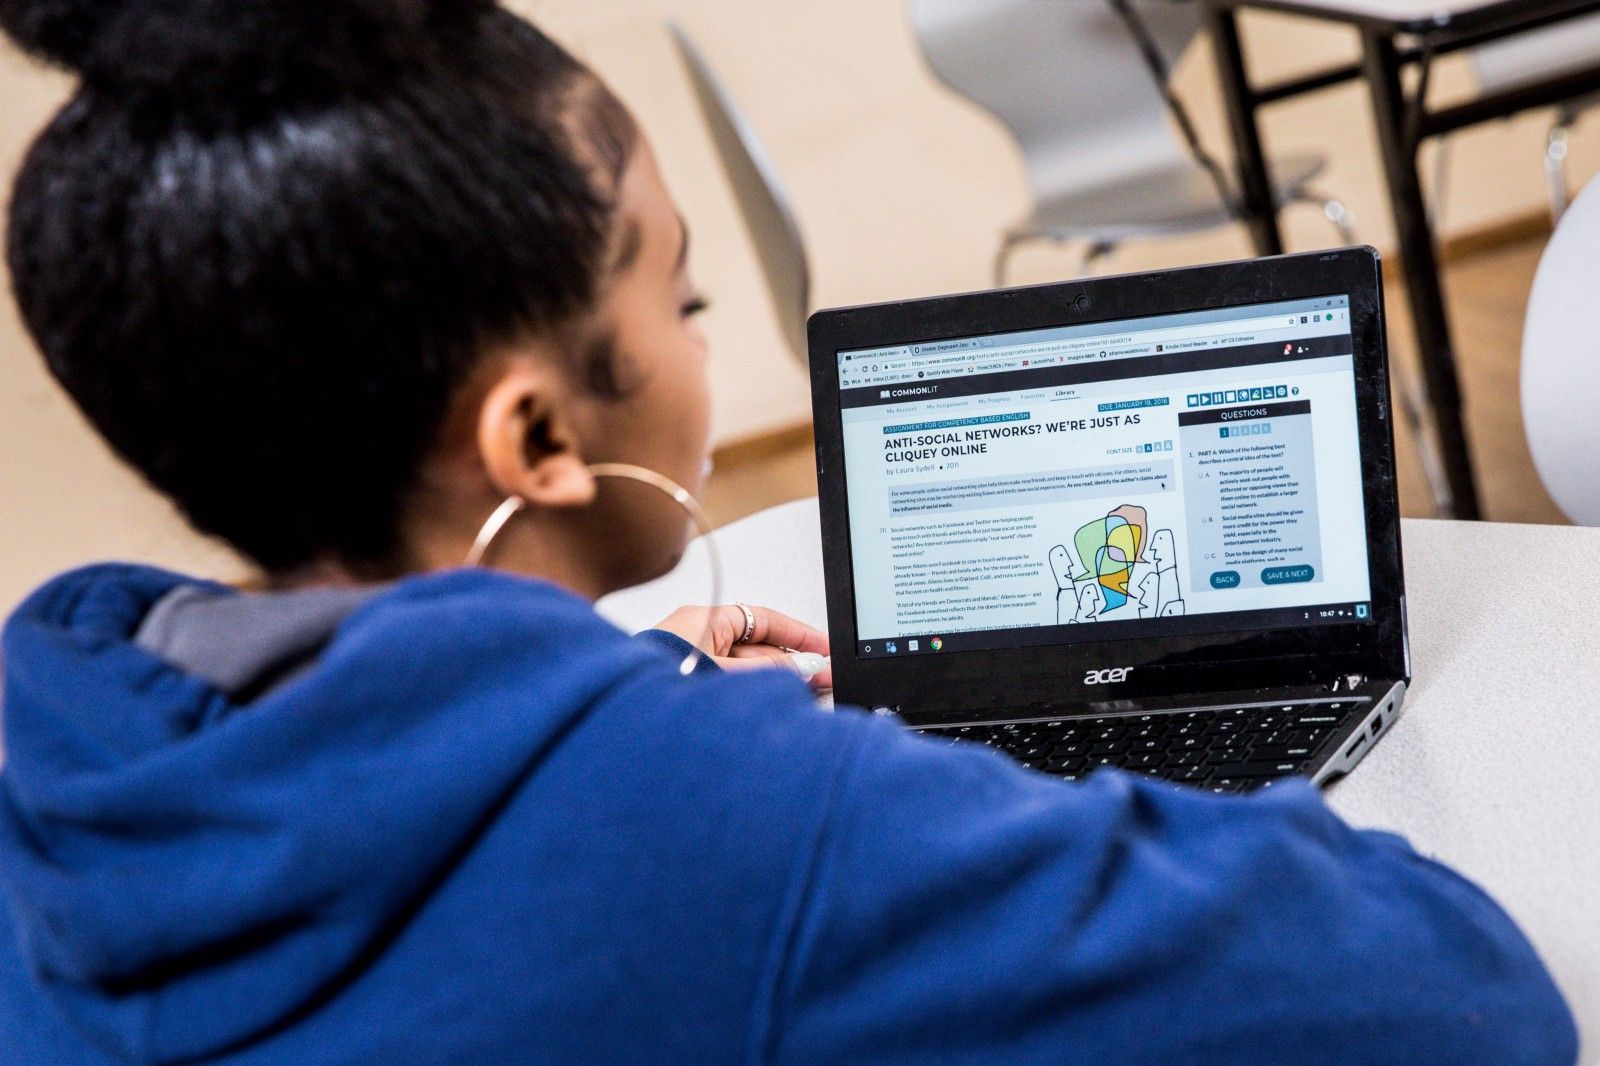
1074;584;1104;622
1160;599;1186;617
1136;572;1159;618
1149;528;1177;569
1048;545;1077;591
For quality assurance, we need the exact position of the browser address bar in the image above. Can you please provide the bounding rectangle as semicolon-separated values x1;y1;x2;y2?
976;311;1314;363
847;316;1324;386
871;311;1322;373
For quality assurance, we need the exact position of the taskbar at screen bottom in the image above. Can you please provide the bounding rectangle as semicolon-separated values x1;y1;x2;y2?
856;601;1375;660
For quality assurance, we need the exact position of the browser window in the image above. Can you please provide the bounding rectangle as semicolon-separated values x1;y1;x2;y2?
834;295;1375;659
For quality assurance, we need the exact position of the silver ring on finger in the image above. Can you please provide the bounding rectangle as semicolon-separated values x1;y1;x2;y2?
731;602;756;645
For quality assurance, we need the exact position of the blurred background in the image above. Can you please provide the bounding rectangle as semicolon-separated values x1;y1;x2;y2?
3;0;1594;611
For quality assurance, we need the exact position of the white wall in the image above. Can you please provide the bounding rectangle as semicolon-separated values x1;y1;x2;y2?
2;2;1596;608
0;59;249;605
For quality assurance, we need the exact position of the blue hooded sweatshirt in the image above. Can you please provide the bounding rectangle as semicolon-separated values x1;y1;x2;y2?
0;563;1578;1064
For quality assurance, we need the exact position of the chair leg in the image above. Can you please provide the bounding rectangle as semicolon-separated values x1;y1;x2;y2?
1292;188;1358;246
1077;240;1118;278
994;235;1025;287
1286;189;1453;511
1424;137;1453;233
1388;356;1455;516
1546;117;1575;225
1323;198;1356;246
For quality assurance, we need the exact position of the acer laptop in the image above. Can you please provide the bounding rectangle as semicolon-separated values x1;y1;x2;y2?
807;248;1408;792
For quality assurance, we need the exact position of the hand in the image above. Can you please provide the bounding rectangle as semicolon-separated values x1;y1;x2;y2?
653;603;832;690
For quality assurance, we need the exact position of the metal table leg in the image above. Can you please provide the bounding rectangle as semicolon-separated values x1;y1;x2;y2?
1360;29;1483;520
1204;5;1285;255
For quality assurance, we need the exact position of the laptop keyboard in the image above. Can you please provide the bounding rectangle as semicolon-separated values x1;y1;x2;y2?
914;702;1360;793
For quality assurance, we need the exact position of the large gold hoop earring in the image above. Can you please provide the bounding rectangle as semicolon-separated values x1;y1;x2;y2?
589;464;722;675
464;463;723;676
464;496;527;568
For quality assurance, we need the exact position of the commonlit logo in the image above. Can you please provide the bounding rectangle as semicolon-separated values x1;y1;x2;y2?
1084;667;1133;685
888;386;938;398
880;390;891;398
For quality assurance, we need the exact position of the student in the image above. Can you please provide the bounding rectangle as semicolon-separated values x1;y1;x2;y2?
0;1;1577;1062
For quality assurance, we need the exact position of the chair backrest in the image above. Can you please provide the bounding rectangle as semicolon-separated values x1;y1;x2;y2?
907;0;1201;205
1521;174;1600;525
1469;14;1600;94
668;23;811;368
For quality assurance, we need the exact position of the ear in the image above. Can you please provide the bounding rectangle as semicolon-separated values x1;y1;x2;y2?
475;363;597;511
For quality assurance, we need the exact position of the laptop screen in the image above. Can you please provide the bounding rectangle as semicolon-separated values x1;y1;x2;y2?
834;294;1375;660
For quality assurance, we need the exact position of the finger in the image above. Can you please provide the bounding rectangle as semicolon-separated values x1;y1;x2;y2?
713;654;786;673
731;645;832;689
658;606;753;658
727;643;791;663
741;605;830;655
717;650;834;692
652;606;719;654
708;605;752;654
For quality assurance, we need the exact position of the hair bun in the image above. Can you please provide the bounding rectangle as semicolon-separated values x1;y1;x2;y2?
0;0;491;95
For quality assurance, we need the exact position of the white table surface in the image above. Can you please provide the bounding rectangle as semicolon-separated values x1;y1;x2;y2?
600;498;1600;1058
1224;0;1585;31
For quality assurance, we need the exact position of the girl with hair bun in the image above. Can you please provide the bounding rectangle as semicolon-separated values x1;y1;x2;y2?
0;1;1577;1062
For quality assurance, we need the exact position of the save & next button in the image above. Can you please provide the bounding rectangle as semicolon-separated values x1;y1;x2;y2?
1261;564;1316;585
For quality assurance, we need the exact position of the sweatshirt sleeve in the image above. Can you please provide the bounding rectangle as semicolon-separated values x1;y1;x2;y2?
630;628;722;676
765;713;1578;1066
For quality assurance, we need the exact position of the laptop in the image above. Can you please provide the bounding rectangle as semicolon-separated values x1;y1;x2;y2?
807;248;1408;792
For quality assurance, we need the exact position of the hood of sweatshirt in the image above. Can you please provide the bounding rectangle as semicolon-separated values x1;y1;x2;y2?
0;562;663;1062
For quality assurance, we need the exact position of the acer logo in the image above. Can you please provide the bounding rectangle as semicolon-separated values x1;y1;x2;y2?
1084;668;1133;685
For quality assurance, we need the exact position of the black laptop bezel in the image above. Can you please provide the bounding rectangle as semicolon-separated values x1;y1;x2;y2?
808;248;1408;721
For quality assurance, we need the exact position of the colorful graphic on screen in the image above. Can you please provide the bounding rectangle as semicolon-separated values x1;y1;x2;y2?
1072;505;1150;612
1048;507;1187;624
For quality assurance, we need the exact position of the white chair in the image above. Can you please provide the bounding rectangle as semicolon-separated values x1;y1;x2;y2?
1521;174;1600;525
903;1;1464;506
1468;16;1600;223
907;0;1355;283
669;24;812;368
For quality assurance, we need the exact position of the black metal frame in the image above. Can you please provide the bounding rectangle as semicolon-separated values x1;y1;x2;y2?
808;248;1407;722
1201;0;1600;520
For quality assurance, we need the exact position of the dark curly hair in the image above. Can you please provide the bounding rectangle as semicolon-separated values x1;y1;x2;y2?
0;0;638;574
